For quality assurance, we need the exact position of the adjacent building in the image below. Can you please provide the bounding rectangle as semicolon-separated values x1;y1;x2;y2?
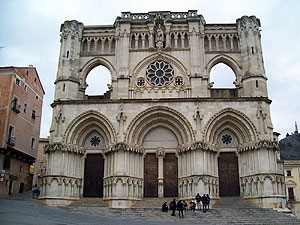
280;125;300;217
33;137;49;187
0;66;44;196
40;11;285;208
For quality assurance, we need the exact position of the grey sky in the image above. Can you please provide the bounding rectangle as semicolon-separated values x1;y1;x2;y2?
0;0;299;139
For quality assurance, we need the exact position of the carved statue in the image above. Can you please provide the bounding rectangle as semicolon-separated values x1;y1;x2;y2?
156;24;164;42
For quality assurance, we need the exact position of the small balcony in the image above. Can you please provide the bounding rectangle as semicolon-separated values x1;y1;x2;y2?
11;104;21;113
7;136;15;146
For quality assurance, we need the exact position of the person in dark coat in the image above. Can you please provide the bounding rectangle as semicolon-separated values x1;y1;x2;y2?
177;200;184;218
195;193;202;210
183;200;187;211
170;199;177;216
162;202;168;212
202;194;208;212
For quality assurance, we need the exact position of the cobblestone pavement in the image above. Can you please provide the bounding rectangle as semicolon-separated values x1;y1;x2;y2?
1;193;300;225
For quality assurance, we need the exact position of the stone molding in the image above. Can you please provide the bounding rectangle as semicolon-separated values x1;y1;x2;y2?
177;141;217;154
41;175;82;187
104;142;144;154
44;143;85;155
238;140;279;152
240;173;284;184
125;105;195;144
203;107;259;142
63;110;117;144
130;52;188;80
103;175;143;185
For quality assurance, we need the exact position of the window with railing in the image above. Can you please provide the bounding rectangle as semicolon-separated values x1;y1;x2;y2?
7;125;15;146
32;110;36;120
31;137;36;150
11;97;20;113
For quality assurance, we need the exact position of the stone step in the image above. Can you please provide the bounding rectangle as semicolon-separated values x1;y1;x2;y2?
65;207;300;224
64;196;300;224
69;197;108;207
133;197;175;208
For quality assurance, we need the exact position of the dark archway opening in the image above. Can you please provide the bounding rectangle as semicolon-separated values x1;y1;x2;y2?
83;154;104;197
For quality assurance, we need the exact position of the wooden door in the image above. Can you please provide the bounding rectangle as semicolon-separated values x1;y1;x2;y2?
83;154;104;197
218;152;240;196
144;153;158;197
163;153;178;197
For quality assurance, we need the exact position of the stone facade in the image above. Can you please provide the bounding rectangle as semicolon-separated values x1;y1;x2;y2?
40;11;286;208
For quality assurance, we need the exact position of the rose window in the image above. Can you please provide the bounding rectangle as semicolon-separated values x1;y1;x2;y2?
146;61;174;86
221;134;232;145
90;136;100;146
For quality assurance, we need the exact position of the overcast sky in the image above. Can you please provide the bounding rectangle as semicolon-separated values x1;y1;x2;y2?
0;0;299;140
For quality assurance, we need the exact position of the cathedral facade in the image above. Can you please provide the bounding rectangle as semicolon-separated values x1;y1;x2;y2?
39;11;286;208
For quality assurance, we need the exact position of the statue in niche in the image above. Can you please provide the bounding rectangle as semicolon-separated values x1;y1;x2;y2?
154;16;165;49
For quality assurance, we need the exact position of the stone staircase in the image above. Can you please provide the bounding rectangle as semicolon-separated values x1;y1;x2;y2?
64;197;300;224
133;197;175;208
69;197;107;207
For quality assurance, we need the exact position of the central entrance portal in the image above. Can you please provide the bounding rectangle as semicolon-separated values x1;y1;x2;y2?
218;152;240;196
83;154;104;197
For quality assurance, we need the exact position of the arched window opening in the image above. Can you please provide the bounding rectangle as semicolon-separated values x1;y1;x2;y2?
210;63;236;88
85;65;111;98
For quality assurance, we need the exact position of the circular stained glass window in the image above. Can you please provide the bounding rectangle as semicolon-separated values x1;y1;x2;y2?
146;61;174;87
90;136;100;146
221;134;232;145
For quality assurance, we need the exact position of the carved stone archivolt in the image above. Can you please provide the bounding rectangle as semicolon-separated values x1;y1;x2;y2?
203;107;259;143
44;143;85;155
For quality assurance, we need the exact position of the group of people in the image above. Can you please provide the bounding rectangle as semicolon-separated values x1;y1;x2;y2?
195;193;211;212
161;193;211;218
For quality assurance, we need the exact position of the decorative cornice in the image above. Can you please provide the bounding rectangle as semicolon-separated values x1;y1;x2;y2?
104;142;144;154
51;96;272;108
44;143;85;155
177;141;217;154
238;140;279;152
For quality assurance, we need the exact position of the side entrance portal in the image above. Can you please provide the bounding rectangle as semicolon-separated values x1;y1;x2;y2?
144;153;158;197
83;154;104;197
163;153;178;197
218;152;240;196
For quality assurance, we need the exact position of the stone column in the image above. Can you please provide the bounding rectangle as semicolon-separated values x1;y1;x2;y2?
156;147;165;198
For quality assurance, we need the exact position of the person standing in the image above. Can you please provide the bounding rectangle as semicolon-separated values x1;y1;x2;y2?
195;193;202;210
206;194;211;210
177;200;184;218
202;194;207;212
170;199;177;216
